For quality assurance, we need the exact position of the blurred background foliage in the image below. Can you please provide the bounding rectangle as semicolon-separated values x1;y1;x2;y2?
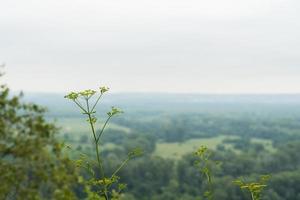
1;72;300;199
0;76;82;199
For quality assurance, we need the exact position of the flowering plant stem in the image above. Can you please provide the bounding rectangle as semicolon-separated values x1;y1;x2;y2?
65;88;142;200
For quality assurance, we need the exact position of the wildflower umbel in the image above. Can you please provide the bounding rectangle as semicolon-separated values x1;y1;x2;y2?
100;86;109;94
79;89;96;99
107;107;123;117
64;92;79;100
64;89;97;100
233;175;271;200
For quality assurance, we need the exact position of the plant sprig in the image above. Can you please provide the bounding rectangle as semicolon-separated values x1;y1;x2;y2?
65;87;142;200
233;175;271;200
194;146;221;200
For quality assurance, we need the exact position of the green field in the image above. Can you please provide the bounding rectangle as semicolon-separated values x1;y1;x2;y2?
56;117;276;159
153;135;238;159
154;136;275;159
55;117;131;138
251;138;275;152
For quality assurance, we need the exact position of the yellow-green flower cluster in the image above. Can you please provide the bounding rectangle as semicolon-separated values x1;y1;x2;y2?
87;116;97;124
65;87;109;100
107;107;123;117
195;146;208;156
233;175;271;200
97;175;120;186
79;89;96;99
64;92;79;100
100;86;109;94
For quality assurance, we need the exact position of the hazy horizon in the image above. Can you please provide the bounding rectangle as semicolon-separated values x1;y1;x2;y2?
10;89;300;95
1;0;300;93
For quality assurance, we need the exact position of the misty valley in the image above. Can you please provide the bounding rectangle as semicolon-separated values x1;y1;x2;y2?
33;93;300;199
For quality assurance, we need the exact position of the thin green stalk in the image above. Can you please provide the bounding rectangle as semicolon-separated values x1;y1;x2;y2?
86;98;108;199
85;99;104;176
107;158;131;192
96;116;111;143
111;158;130;178
87;113;104;178
73;99;87;113
86;98;90;112
87;113;109;200
251;192;255;200
91;93;103;112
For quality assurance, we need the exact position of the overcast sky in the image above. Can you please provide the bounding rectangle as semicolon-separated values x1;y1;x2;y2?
1;0;300;93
